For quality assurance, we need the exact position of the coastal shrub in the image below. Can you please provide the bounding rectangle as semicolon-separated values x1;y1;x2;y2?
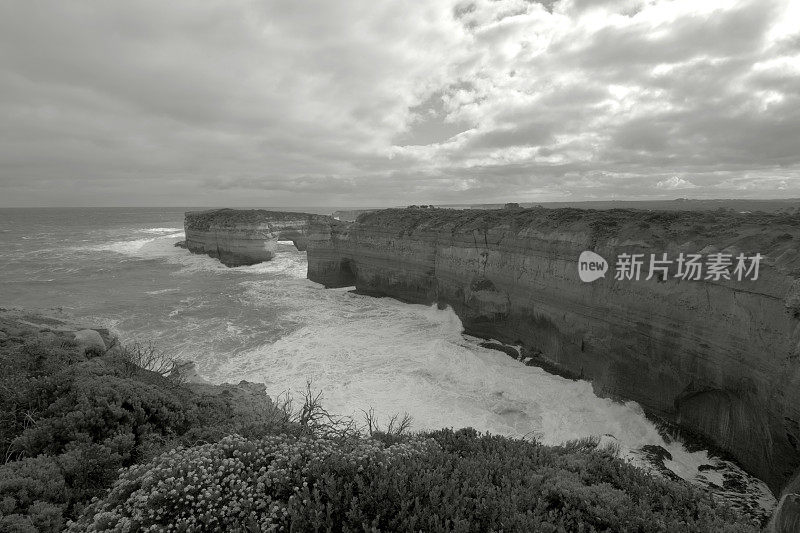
68;434;434;532
0;456;68;532
0;334;86;456
0;328;291;529
0;322;760;532
10;373;193;458
0;345;198;527
70;430;757;533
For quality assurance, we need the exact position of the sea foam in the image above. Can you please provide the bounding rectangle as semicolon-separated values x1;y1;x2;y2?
208;249;776;517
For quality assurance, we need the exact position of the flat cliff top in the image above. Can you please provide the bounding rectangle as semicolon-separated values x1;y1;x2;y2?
185;208;332;230
353;207;800;273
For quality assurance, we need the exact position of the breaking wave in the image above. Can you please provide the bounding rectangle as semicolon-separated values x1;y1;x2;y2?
1;212;775;518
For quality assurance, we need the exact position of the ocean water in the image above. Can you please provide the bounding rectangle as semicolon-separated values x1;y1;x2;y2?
0;207;775;520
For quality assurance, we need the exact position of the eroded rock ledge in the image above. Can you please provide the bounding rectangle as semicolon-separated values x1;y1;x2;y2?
184;208;333;266
305;206;800;494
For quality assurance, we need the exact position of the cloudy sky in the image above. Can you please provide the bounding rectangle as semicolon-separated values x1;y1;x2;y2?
1;0;798;207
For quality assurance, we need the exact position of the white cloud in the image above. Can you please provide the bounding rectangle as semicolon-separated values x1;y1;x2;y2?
656;176;698;190
0;0;798;206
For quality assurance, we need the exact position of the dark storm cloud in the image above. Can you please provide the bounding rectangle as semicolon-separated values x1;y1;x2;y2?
0;0;798;206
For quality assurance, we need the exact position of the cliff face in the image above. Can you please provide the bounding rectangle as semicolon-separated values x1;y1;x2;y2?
306;207;800;493
331;209;378;222
184;209;333;266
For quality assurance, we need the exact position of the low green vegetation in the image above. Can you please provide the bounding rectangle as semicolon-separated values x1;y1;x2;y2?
184;209;328;231
0;319;758;532
355;206;799;258
0;322;292;532
68;430;756;533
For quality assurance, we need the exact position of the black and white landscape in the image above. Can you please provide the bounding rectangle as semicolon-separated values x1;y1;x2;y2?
1;1;798;532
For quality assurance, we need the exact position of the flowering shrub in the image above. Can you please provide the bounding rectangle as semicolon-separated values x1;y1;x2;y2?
71;430;757;533
0;323;761;532
69;434;434;532
0;329;296;531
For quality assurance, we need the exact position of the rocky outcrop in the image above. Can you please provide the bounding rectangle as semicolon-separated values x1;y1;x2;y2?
0;308;118;349
185;380;274;420
306;207;800;494
184;209;333;266
0;307;275;427
73;329;107;353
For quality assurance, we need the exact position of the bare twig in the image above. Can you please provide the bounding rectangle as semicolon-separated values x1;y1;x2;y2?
118;340;180;380
361;407;412;437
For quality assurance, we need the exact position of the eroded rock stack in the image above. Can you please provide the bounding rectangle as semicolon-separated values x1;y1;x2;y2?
184;208;333;266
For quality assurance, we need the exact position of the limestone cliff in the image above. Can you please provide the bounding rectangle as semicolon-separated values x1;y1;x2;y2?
184;209;333;266
331;209;378;222
306;206;800;494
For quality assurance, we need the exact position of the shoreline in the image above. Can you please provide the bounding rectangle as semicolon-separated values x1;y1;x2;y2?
475;334;777;522
0;305;783;528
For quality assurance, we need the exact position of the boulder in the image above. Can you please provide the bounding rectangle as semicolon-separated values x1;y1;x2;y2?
104;345;125;358
186;380;273;422
169;360;207;383
73;329;106;353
